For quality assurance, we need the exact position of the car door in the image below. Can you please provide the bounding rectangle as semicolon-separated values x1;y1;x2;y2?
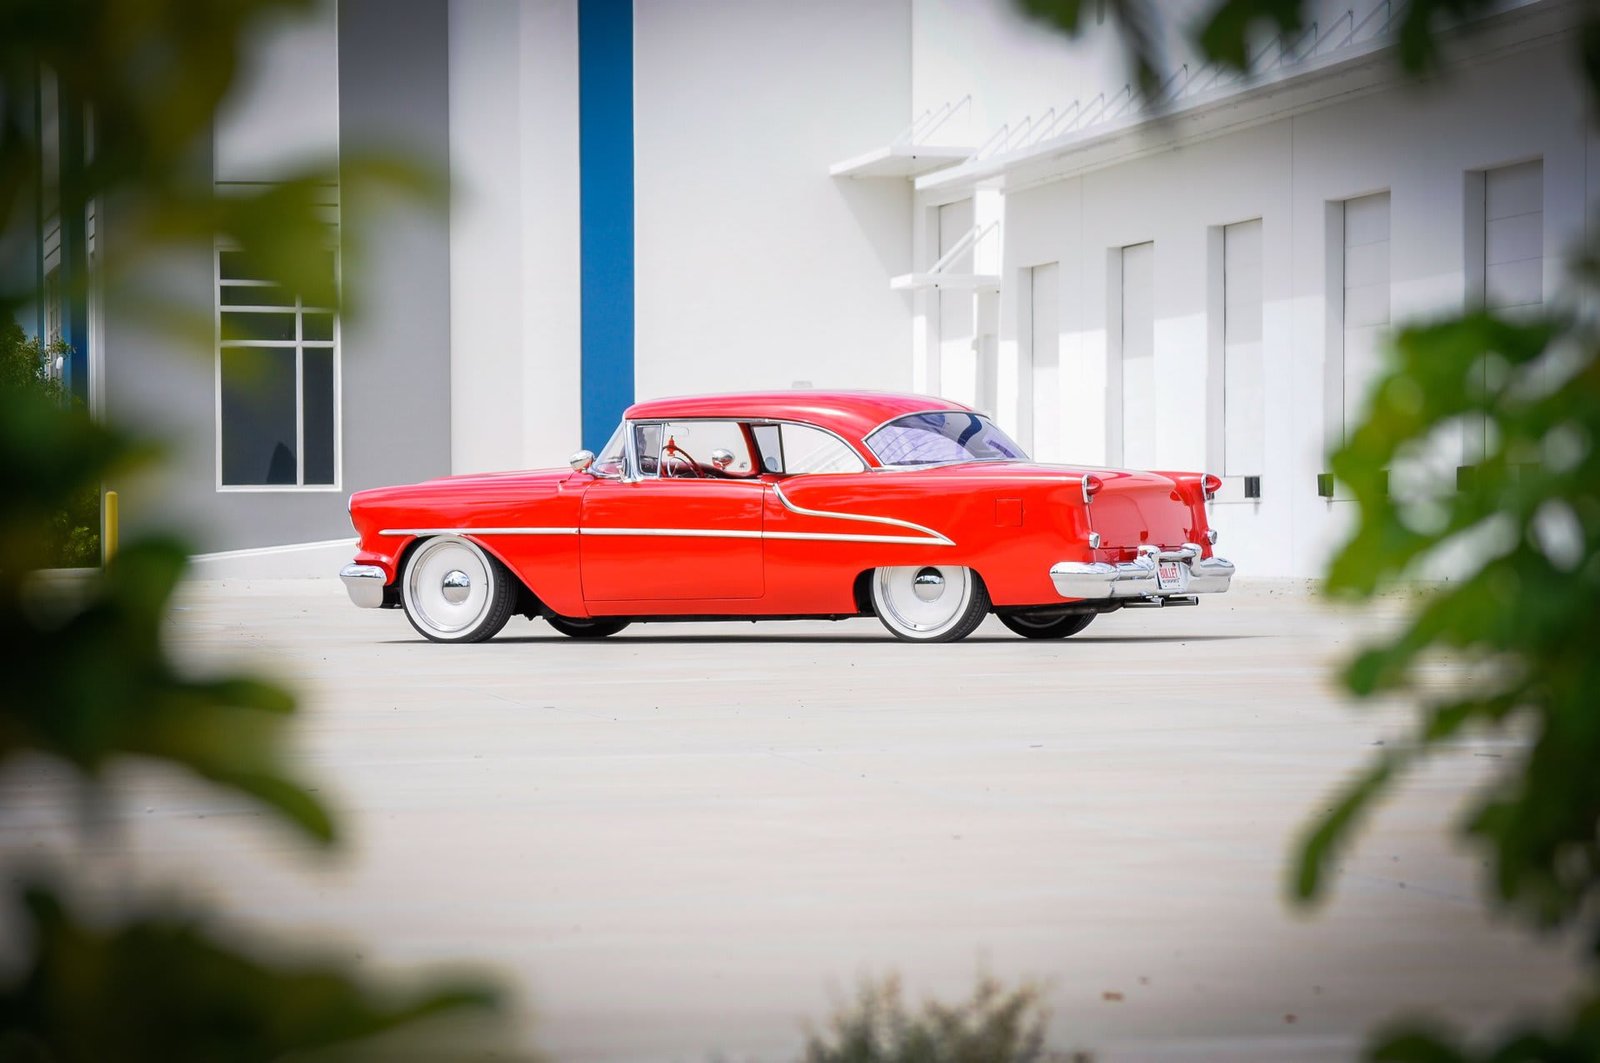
580;420;765;602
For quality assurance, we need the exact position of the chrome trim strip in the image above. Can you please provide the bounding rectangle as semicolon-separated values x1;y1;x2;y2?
380;527;578;536
763;531;951;546
376;525;950;546
583;528;764;539
339;563;387;608
770;483;955;545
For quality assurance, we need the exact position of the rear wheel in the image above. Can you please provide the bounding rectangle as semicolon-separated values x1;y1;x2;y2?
401;536;516;643
870;565;989;643
544;616;631;639
998;610;1096;640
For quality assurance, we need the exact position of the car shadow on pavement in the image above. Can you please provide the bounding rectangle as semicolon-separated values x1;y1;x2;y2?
387;632;1264;646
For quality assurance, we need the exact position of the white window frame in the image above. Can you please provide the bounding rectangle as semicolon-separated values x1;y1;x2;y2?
213;244;343;492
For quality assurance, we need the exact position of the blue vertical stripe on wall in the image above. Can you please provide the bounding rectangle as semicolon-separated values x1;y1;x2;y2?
578;0;634;453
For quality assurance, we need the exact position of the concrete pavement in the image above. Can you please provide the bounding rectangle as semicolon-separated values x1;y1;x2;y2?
0;579;1580;1061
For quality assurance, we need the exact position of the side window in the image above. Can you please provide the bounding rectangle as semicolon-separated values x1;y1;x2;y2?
752;424;783;473
780;424;866;474
633;423;663;476
750;423;866;475
655;420;755;477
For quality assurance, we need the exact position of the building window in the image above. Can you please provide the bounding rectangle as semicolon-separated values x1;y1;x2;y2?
1479;159;1543;312
1339;192;1390;444
1222;219;1264;477
1118;241;1156;469
216;248;338;488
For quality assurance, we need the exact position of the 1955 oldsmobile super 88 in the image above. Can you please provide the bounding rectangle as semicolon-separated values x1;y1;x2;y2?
340;390;1234;643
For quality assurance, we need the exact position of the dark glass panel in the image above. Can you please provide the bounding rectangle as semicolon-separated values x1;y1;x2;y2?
220;284;293;307
302;349;336;485
218;250;259;281
220;311;297;343
221;347;297;485
302;313;334;341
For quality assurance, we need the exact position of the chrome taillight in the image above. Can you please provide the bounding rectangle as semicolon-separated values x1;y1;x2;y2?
1082;474;1103;504
1202;473;1222;500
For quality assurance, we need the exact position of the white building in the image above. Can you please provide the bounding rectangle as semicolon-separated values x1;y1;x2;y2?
10;0;1590;578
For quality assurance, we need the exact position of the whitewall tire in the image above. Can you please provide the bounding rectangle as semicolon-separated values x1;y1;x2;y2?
870;565;989;643
400;536;516;643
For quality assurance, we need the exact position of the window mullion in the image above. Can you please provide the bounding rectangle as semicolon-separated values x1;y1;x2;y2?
295;293;305;487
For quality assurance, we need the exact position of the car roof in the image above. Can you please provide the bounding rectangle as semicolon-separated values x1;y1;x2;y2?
624;390;975;442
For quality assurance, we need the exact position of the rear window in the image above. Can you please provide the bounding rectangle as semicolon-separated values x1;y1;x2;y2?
865;412;1028;466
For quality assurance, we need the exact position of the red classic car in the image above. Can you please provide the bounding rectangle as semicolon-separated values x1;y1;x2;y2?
340;391;1234;643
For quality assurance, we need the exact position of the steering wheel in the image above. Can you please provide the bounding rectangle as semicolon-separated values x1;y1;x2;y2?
661;437;702;478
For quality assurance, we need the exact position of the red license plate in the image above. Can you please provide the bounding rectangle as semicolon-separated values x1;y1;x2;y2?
1156;560;1183;590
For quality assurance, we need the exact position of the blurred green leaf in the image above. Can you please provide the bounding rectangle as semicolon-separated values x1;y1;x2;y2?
0;2;503;1060
1194;0;1304;71
0;883;499;1063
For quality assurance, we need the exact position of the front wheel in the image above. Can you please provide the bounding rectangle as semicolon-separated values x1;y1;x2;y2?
544;616;631;639
401;536;517;643
998;611;1096;640
870;565;989;643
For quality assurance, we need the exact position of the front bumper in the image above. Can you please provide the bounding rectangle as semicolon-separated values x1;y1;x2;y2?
340;564;388;608
1051;543;1234;601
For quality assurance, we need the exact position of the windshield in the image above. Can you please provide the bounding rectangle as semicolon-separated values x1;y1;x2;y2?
865;411;1028;466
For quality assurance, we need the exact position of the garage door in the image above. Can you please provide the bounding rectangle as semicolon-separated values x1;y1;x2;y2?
1342;192;1389;438
1223;219;1263;477
1485;160;1542;312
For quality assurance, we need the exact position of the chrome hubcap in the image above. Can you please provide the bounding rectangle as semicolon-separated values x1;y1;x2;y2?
911;567;945;602
440;569;471;604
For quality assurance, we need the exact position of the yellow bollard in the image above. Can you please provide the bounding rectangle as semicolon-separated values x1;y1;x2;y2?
102;490;118;566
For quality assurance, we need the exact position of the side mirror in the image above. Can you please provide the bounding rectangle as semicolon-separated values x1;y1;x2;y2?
569;449;595;472
710;448;735;471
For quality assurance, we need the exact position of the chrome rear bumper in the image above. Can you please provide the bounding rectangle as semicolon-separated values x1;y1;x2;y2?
1051;543;1234;601
340;564;388;608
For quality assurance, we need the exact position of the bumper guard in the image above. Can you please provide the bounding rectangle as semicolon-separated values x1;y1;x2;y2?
340;564;389;608
1051;543;1234;601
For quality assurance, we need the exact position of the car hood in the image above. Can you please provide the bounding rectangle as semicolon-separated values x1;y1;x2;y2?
350;467;577;509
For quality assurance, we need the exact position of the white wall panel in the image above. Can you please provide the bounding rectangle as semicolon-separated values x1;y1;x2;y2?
937;197;976;407
1120;241;1155;469
634;0;911;401
214;0;339;183
448;0;581;473
1028;262;1061;460
1223;219;1263;476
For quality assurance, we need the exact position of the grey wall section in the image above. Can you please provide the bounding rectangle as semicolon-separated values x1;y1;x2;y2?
337;0;453;522
104;0;452;553
101;139;223;548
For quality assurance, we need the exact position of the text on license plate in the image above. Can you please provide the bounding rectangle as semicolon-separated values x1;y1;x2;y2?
1156;561;1183;590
